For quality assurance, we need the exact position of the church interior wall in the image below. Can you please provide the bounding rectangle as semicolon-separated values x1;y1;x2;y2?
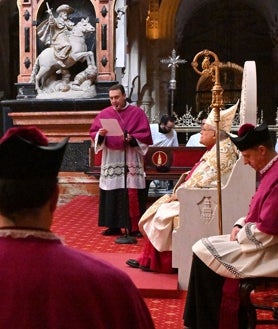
0;0;277;127
124;0;147;102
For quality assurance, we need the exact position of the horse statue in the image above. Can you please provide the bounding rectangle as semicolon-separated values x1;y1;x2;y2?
30;17;96;92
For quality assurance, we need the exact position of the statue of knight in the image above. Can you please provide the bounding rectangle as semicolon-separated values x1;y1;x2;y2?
37;3;75;68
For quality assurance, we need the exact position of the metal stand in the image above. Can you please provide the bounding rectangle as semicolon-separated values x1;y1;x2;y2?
115;131;137;244
115;229;137;244
191;49;224;234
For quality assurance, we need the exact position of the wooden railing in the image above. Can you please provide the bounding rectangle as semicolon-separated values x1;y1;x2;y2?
87;146;206;181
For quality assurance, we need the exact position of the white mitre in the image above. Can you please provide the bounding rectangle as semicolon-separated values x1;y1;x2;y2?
206;99;239;132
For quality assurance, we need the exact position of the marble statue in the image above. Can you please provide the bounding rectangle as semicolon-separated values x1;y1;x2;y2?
30;4;97;99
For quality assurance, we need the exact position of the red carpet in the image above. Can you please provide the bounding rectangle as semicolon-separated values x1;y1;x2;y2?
53;195;178;298
96;252;179;298
53;195;278;329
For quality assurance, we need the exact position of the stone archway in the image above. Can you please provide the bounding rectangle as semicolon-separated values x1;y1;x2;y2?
158;0;180;42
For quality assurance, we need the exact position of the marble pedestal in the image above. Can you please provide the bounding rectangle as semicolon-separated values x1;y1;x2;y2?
0;97;110;172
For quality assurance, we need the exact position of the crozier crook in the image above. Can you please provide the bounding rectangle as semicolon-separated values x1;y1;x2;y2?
192;49;224;234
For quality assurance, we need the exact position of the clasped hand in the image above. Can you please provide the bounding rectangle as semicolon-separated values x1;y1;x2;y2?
124;133;132;142
98;128;107;136
230;226;241;241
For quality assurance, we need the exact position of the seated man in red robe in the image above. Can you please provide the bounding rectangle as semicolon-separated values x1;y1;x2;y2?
126;102;239;273
0;126;154;329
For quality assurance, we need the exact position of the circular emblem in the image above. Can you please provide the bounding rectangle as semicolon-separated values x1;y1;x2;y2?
151;151;168;167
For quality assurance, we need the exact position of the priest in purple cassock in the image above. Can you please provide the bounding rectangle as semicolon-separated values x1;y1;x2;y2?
90;84;153;237
0;126;155;329
183;122;278;329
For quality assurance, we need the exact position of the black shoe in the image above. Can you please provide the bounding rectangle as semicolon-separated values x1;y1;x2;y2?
102;228;122;236
129;231;143;237
126;259;140;268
